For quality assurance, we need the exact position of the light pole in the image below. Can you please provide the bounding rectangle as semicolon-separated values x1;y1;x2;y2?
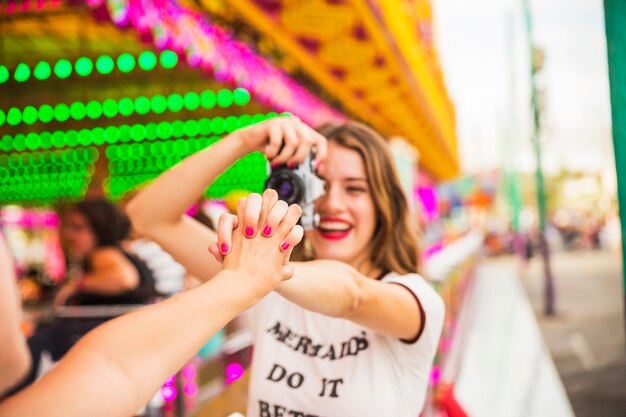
522;0;556;316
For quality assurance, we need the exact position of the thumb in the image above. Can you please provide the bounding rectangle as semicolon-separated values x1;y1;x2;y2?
208;242;224;264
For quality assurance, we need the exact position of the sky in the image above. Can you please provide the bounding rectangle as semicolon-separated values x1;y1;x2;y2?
432;0;613;176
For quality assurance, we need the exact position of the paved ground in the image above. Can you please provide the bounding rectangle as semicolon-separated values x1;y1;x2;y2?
518;249;626;417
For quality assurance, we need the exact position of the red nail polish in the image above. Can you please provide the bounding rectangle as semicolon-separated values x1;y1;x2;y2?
262;225;272;236
271;162;279;168
220;243;229;254
280;242;290;251
245;227;255;237
287;162;296;169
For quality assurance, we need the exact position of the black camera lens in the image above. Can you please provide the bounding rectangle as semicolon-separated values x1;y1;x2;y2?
276;179;294;200
265;170;304;204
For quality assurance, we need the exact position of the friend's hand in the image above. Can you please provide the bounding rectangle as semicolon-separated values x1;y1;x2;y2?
234;116;328;168
208;189;304;291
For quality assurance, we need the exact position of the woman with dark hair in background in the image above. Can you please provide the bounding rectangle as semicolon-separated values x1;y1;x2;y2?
54;197;157;306
17;198;158;389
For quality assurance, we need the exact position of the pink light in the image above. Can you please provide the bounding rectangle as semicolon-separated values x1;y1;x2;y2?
183;382;198;397
164;374;176;385
161;384;177;402
89;0;346;126
429;365;441;386
225;362;244;385
424;242;444;259
182;363;197;379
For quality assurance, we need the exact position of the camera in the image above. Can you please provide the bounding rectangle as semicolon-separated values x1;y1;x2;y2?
264;149;325;230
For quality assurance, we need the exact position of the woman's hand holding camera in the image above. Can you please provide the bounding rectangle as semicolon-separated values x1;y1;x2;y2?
209;189;304;295
234;116;328;168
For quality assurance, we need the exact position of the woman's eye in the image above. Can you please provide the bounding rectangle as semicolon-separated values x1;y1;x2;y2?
346;187;367;193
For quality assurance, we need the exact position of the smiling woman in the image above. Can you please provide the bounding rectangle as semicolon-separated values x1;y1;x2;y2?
126;116;445;417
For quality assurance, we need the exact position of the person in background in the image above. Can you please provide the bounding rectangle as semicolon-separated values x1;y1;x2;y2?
16;198;160;388
0;193;303;417
127;117;445;417
55;198;158;306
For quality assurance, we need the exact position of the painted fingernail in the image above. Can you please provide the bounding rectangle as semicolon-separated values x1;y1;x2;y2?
287;162;296;169
280;242;290;251
271;162;279;168
245;227;255;237
220;243;229;254
262;225;272;236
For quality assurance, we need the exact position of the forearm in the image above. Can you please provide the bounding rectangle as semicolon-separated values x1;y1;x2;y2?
275;261;362;317
127;132;249;233
0;271;261;417
0;236;31;394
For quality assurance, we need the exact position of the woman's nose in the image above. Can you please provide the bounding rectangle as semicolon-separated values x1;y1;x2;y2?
317;186;344;213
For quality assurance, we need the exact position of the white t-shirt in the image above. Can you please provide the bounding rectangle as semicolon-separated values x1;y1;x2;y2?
244;272;445;417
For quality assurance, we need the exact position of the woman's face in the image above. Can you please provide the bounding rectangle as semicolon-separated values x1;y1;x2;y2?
63;211;96;258
307;142;377;269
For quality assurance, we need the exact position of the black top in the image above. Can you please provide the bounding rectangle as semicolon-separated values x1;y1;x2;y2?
68;247;159;306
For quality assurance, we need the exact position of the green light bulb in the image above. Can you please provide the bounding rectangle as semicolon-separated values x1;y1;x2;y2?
86;101;103;119
105;126;119;144
172;121;185;137
157;122;172;140
51;131;65;148
117;53;136;73
135;96;150;115
138;51;157;71
7;108;22;126
211;117;226;135
119;125;132;142
233;88;251;106
54;103;70;122
14;63;31;82
70;102;87;120
78;129;92;146
200;91;216;109
0;66;8;84
217;89;233;108
131;124;146;142
167;94;184;112
160;50;178;69
184;92;200;111
22;106;38;125
34;62;52;80
38;105;54;123
118;98;134;117
184;120;199;137
66;131;78;147
199;119;212;135
146;123;158;141
75;57;94;77
26;133;41;150
96;55;115;75
225;116;239;133
0;110;5;127
54;59;73;79
151;95;167;114
40;132;52;149
103;99;119;118
13;134;25;151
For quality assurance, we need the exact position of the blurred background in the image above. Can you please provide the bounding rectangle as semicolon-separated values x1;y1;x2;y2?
1;0;624;416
